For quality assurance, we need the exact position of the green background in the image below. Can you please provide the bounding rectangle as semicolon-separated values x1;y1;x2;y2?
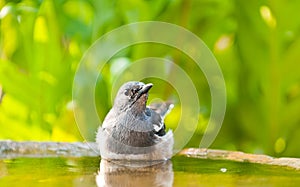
1;0;300;157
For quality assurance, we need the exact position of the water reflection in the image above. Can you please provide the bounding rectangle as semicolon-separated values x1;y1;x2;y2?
96;159;174;187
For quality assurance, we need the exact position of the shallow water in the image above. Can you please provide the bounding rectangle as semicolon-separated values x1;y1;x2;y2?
1;156;300;187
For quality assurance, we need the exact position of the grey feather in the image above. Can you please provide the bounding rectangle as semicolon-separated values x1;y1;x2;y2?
96;81;174;160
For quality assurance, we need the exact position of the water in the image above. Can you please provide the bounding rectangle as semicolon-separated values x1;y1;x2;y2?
1;156;300;187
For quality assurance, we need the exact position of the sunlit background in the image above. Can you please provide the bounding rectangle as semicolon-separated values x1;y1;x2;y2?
0;0;300;157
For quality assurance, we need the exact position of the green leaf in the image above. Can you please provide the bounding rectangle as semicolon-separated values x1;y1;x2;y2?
0;60;39;108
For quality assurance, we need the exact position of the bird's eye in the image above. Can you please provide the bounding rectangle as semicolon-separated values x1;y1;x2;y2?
124;86;141;98
124;89;136;97
124;89;130;96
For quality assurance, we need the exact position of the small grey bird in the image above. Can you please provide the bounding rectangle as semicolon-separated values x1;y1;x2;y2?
96;81;174;160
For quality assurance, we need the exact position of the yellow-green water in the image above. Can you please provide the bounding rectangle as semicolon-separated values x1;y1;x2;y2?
1;156;300;187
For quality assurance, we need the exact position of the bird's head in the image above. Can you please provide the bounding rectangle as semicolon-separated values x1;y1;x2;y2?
113;81;153;113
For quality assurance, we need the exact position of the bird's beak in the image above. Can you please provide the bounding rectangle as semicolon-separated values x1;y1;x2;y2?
130;83;153;107
138;83;153;96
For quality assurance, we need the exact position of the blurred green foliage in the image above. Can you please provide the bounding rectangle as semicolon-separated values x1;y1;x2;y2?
0;0;300;157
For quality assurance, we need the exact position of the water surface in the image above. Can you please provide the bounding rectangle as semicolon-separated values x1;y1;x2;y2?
1;156;300;187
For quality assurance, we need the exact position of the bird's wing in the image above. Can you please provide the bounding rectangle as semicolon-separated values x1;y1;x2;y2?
147;102;174;136
148;101;174;119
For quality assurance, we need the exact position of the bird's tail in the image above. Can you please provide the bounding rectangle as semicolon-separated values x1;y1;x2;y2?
149;101;174;119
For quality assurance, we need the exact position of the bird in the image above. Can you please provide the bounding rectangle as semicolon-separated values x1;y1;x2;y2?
96;159;173;187
96;81;174;161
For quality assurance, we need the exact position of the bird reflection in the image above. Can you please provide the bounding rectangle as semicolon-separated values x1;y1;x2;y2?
96;159;173;187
